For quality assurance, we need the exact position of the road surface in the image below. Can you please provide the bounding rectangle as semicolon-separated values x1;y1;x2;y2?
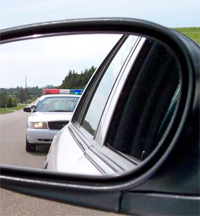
0;109;47;168
0;109;124;216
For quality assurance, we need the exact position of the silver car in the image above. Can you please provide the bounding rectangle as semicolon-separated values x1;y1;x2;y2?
23;91;80;152
45;34;181;174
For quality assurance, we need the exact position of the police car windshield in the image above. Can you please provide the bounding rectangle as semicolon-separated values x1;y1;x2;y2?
36;96;79;112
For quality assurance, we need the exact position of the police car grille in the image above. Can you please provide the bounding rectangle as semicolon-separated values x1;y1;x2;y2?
48;121;69;130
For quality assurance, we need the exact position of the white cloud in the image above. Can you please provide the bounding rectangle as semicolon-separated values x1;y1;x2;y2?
0;34;120;88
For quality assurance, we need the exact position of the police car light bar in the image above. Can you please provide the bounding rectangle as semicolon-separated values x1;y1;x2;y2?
43;89;83;95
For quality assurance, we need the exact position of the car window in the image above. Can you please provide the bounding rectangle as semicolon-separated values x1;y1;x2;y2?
36;96;79;112
81;36;139;136
106;39;181;161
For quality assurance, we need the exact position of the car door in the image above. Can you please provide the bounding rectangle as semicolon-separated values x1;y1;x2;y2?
66;34;155;174
69;34;181;175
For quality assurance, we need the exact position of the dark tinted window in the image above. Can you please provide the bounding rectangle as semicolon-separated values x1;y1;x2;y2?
106;39;181;161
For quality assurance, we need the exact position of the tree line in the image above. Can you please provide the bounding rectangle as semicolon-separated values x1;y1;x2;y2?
0;66;96;108
60;66;96;89
0;87;42;108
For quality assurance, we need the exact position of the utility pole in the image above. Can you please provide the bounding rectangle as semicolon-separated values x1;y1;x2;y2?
25;75;27;89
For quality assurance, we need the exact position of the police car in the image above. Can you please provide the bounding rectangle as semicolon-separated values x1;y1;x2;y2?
23;89;82;152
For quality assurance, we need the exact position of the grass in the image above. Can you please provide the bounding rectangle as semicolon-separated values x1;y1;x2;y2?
0;104;27;115
174;27;200;45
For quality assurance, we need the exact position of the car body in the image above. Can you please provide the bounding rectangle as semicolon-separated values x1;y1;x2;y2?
46;34;182;175
45;35;145;173
0;18;199;216
24;90;81;152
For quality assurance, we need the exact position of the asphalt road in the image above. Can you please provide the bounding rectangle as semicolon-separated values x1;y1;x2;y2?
0;109;123;216
0;109;47;168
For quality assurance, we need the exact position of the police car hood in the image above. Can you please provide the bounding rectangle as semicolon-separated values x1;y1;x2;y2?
28;111;73;122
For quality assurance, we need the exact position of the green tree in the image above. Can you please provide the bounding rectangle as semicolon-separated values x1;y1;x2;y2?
0;92;8;108
18;88;29;103
7;97;17;108
60;66;96;89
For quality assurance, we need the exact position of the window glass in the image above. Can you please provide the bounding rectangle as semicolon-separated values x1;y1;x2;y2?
82;36;139;136
36;97;79;112
106;39;181;161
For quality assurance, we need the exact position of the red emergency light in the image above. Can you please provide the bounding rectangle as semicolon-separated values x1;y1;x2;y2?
43;89;60;94
43;89;83;95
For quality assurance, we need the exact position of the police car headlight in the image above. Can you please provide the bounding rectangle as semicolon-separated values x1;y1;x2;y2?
28;122;47;129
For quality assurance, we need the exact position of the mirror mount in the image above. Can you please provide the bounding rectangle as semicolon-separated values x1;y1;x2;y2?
31;105;36;112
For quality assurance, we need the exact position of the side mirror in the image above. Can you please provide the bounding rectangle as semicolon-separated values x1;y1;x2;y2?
0;18;199;216
23;107;31;112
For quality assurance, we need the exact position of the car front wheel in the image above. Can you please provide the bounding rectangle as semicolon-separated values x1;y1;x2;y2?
26;138;36;152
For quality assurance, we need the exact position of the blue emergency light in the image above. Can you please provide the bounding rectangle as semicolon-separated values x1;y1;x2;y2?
43;89;83;95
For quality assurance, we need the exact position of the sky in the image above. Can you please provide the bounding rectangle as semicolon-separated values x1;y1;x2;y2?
0;0;199;88
0;34;121;88
1;0;199;29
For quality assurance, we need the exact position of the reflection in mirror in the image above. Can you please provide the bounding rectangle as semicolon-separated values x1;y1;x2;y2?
0;34;121;168
0;33;181;176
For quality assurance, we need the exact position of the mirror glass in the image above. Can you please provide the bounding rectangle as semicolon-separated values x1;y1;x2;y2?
0;33;181;175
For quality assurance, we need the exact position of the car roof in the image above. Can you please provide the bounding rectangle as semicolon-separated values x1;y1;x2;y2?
39;94;80;99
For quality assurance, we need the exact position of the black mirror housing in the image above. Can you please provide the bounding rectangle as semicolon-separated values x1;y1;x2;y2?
23;107;31;112
0;18;199;216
